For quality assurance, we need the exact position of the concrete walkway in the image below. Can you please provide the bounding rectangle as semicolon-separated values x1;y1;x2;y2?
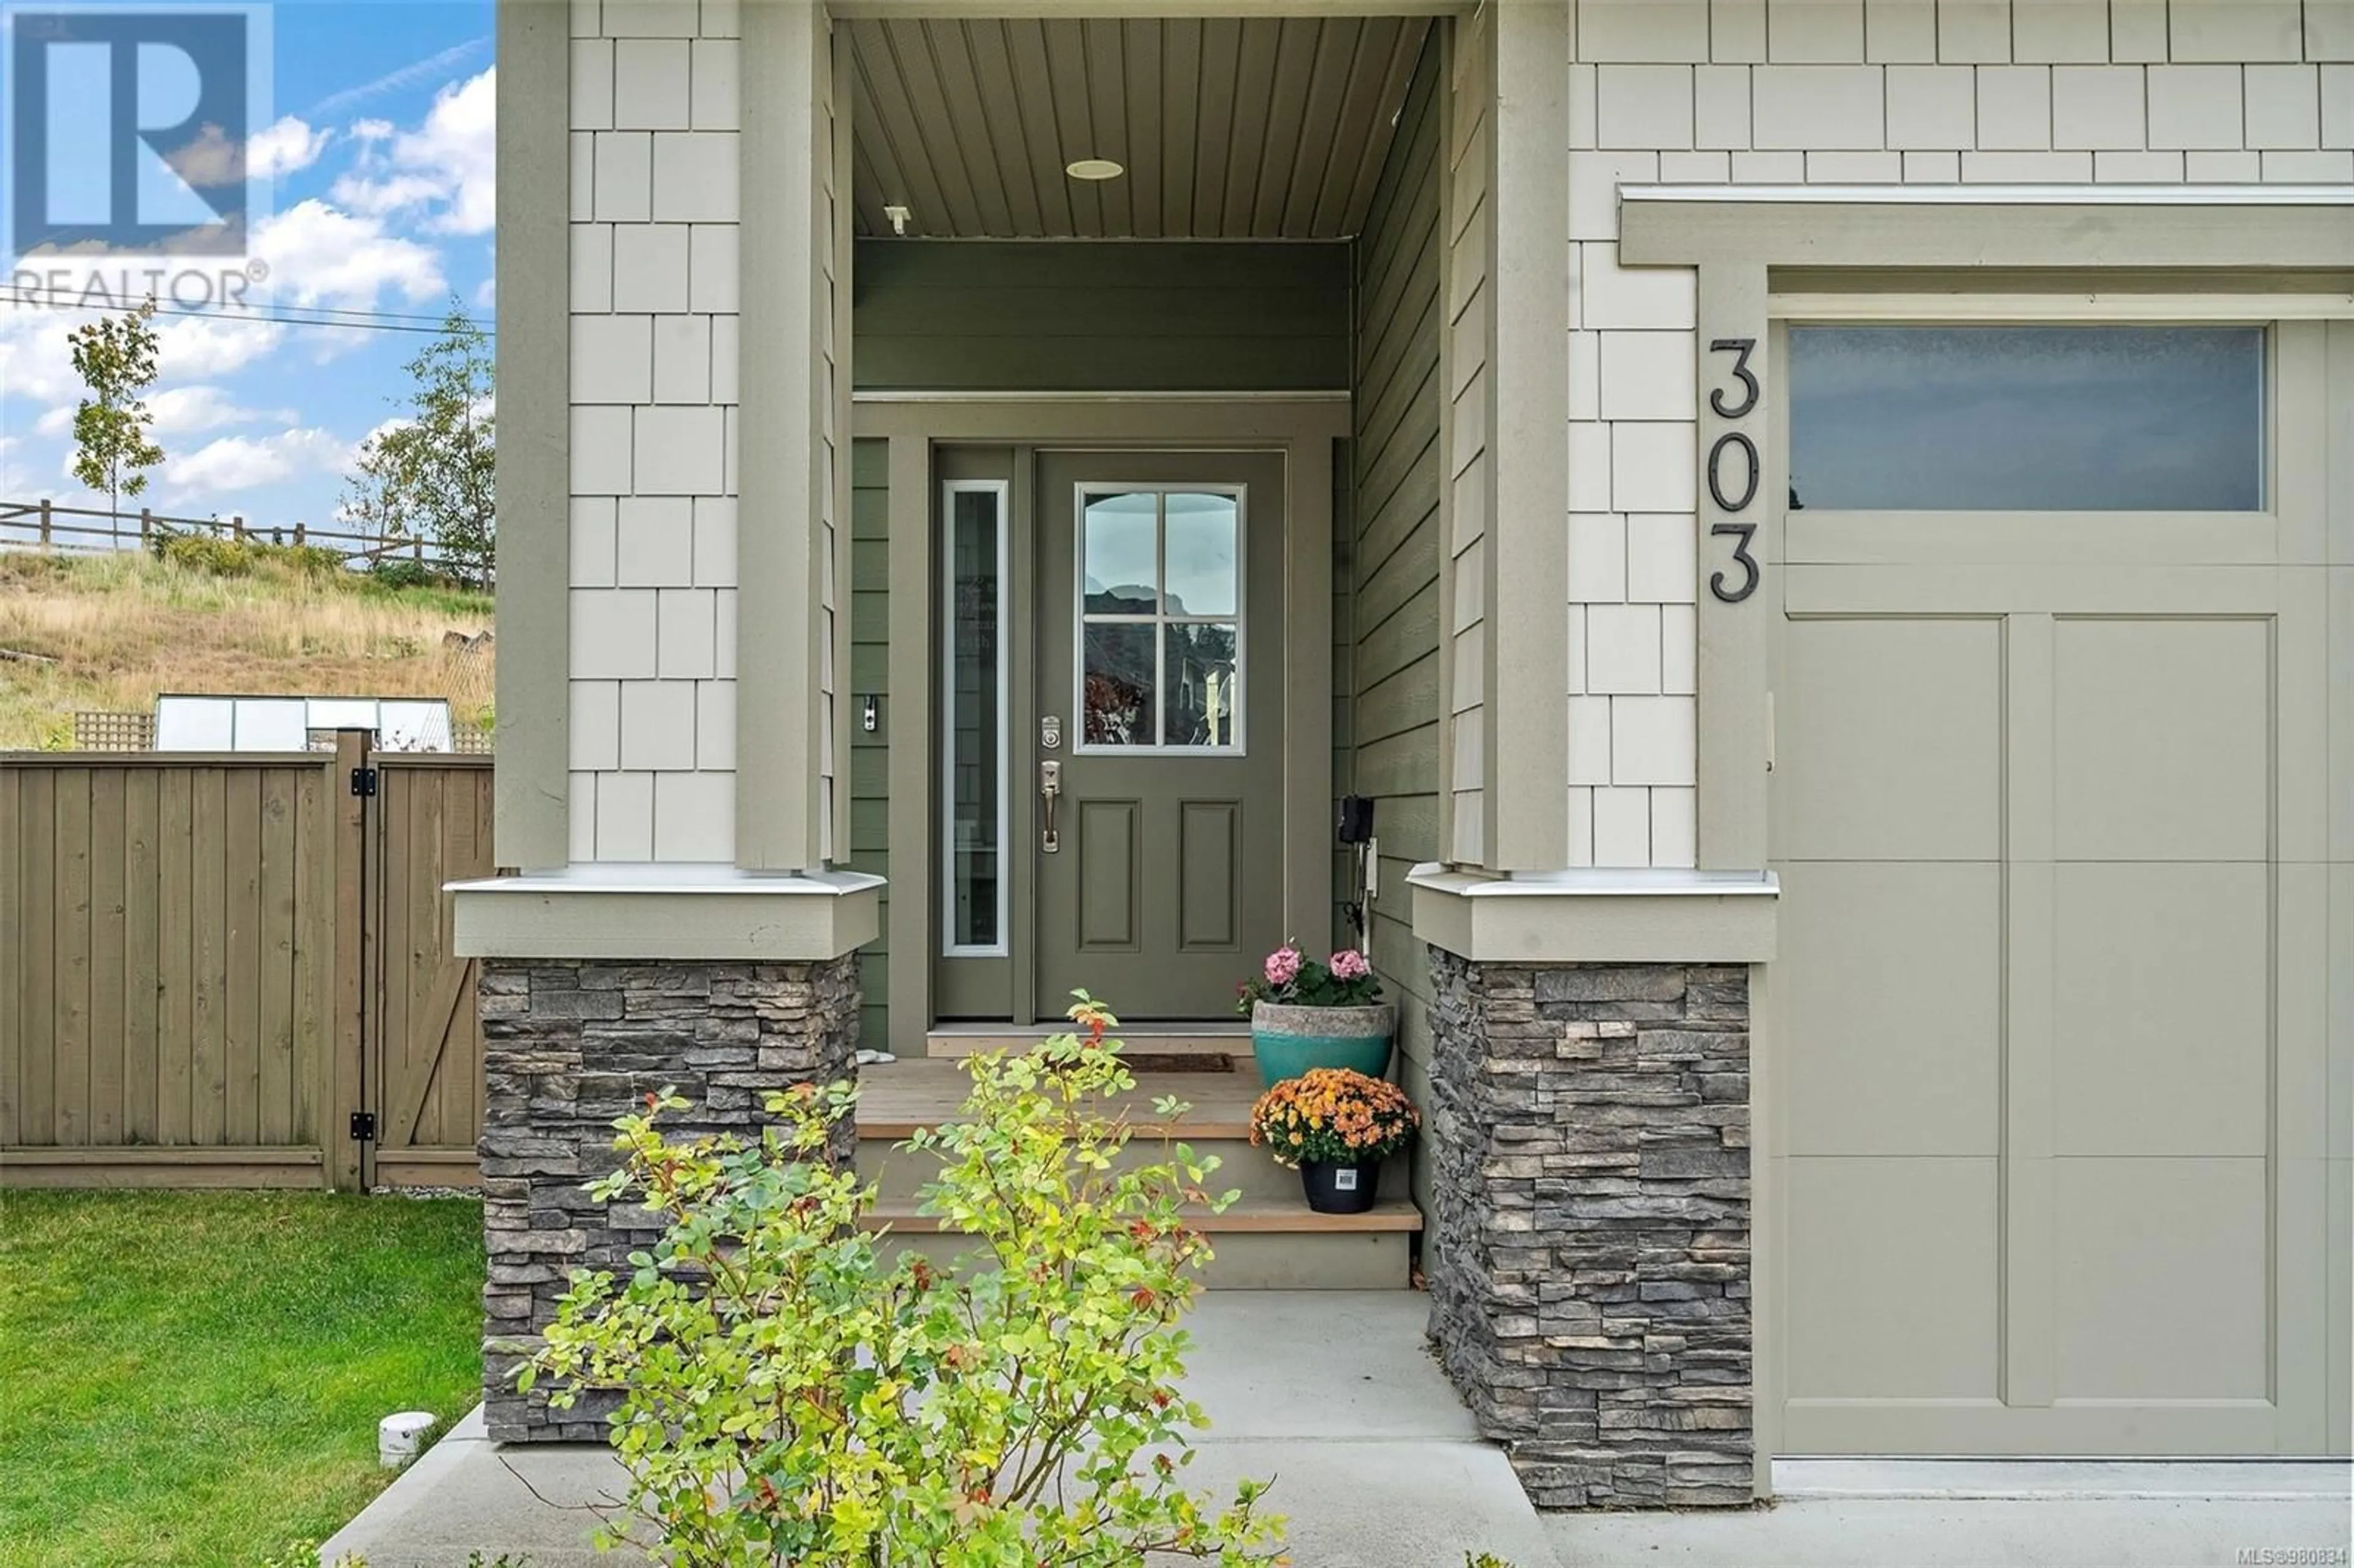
321;1291;1558;1568
324;1294;2352;1567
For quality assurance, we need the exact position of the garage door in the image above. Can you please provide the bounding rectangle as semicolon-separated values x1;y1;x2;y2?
1769;319;2348;1456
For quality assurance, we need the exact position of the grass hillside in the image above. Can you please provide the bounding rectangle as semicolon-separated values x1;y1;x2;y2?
0;548;494;752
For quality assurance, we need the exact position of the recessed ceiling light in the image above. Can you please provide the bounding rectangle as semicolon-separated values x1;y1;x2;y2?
1065;158;1125;181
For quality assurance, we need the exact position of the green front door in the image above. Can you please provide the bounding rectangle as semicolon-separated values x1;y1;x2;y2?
1034;451;1287;1019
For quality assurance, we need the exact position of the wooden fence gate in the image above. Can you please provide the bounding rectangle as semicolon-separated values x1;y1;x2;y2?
0;736;493;1191
361;753;493;1189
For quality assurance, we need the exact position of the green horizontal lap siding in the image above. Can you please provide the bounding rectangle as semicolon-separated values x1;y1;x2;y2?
849;440;891;1049
1344;32;1442;1217
853;242;1350;392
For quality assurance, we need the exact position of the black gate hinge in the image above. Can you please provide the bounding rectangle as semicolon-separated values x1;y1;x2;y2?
349;1111;378;1141
349;766;378;797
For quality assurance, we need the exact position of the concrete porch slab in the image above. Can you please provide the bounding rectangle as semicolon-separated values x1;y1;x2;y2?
1547;1488;2353;1568
1773;1458;2352;1501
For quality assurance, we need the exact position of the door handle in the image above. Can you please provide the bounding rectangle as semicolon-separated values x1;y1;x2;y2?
1039;759;1061;853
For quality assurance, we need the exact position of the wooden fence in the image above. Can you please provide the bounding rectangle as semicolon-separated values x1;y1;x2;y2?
0;738;493;1190
0;498;447;573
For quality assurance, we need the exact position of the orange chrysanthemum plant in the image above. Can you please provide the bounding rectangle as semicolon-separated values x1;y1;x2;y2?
1247;1068;1420;1170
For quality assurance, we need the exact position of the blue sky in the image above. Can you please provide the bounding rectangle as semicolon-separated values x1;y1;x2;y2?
1;0;496;533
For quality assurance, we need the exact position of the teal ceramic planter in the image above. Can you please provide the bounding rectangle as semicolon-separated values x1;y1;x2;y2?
1249;1001;1395;1083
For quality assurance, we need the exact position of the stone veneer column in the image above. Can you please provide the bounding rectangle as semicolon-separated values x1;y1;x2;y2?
1423;949;1751;1509
478;956;860;1442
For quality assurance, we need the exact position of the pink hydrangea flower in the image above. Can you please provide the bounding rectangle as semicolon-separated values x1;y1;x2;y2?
1265;946;1303;986
1329;949;1370;981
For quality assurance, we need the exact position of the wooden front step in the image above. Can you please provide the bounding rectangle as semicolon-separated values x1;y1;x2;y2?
853;1057;1419;1288
858;1058;1267;1141
860;1128;1337;1205
924;1022;1248;1062
869;1204;1418;1291
865;1198;1420;1235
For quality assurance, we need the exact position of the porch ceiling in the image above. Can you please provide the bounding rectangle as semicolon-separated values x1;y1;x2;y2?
847;15;1434;240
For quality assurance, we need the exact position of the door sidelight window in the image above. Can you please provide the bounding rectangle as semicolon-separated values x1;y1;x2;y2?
1077;487;1243;752
943;481;1008;956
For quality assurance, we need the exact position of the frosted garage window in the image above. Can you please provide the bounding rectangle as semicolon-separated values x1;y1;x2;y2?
1787;326;2264;512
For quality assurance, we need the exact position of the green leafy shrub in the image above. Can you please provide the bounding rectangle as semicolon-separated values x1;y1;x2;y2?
530;995;1285;1567
158;531;257;577
261;541;349;579
368;555;432;591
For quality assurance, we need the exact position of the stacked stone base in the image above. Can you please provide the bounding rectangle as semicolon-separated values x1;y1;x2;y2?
479;956;859;1442
1423;948;1753;1509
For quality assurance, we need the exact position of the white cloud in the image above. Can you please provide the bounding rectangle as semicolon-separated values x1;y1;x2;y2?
162;427;351;500
146;385;298;436
0;435;33;497
0;294;284;414
332;68;496;237
165;123;243;188
151;313;289;379
0;303;93;405
253;199;446;310
0;432;102;509
33;405;71;439
249;116;333;180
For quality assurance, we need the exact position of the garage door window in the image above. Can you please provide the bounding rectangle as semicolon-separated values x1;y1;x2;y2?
1788;325;2264;512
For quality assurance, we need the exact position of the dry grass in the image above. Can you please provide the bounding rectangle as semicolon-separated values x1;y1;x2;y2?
0;550;495;751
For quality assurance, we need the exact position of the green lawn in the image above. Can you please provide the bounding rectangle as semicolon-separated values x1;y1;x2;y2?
0;1192;484;1568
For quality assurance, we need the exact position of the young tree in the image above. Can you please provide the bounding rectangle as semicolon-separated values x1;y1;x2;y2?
343;296;496;586
67;295;166;516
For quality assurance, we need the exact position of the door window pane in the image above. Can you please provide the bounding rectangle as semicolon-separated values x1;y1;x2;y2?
1083;622;1156;746
1075;484;1246;752
1164;623;1238;747
1787;325;2264;512
945;485;1005;954
1164;493;1239;616
1083;492;1159;614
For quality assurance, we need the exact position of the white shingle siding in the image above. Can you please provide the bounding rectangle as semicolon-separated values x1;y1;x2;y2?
615;496;693;586
1752;65;1887;146
614;39;690;128
2013;2;2111;63
1887;64;1978;146
620;680;696;770
570;0;740;862
1588;604;1665;696
570;681;620;772
1864;1;1940;63
1770;2;1865;63
1561;0;2354;868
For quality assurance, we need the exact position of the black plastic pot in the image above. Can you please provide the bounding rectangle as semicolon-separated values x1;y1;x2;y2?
1299;1158;1381;1215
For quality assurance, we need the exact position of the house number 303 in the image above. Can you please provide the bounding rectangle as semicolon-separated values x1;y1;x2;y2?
1706;337;1760;604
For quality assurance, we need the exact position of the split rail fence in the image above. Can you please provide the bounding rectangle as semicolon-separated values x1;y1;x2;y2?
0;498;444;572
0;736;492;1191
